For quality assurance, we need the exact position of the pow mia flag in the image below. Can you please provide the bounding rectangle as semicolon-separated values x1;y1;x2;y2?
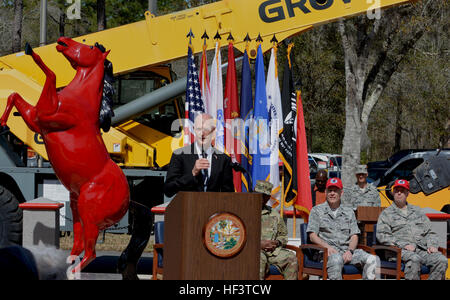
279;45;297;206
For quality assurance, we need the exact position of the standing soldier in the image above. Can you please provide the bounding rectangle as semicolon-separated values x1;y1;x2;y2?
257;181;298;280
311;169;328;206
376;179;448;280
343;164;380;210
307;178;379;280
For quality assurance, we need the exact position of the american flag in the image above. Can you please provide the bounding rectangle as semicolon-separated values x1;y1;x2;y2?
186;46;204;121
184;46;205;145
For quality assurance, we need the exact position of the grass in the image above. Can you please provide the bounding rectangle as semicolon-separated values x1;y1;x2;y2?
60;232;154;253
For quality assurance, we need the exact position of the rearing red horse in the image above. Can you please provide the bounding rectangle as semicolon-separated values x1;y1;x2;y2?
0;37;130;271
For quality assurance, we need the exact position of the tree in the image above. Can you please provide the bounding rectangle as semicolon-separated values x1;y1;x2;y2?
278;25;345;154
338;0;446;186
148;0;157;15
97;0;106;31
12;0;24;53
368;37;449;160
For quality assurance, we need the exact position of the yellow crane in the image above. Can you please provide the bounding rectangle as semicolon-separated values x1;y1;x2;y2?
0;0;414;169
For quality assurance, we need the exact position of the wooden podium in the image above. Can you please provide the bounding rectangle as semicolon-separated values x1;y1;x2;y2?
163;192;262;280
355;206;385;245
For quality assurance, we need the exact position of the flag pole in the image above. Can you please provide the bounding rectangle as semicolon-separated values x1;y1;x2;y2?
280;167;284;217
184;29;195;146
293;204;297;239
290;41;296;239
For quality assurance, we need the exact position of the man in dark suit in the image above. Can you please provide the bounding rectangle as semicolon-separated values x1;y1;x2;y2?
119;114;234;280
164;113;234;197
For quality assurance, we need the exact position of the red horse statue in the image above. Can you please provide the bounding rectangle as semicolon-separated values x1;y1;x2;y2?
0;37;130;271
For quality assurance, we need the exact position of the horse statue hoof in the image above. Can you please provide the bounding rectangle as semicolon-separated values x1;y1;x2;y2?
25;43;33;55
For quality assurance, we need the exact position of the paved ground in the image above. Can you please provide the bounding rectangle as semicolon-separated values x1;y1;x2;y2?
62;250;154;280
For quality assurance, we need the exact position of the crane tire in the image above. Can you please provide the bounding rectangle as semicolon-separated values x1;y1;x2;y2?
0;185;22;247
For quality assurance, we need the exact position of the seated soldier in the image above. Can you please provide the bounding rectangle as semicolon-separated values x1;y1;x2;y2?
307;178;379;280
376;179;448;280
257;180;298;280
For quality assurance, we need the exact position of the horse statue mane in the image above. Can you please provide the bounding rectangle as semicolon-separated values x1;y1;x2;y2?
95;42;115;132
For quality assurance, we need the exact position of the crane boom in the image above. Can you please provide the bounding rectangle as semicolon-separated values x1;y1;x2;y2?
0;0;413;87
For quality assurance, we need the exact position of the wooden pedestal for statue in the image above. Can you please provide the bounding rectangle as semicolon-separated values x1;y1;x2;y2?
356;206;385;245
163;192;262;280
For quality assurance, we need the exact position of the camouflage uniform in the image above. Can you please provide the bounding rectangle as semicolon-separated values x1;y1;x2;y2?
342;183;381;210
260;206;298;280
376;203;448;280
307;202;379;280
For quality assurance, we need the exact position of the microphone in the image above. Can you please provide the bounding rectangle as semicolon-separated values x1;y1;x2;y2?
201;150;208;172
230;162;253;193
200;150;209;191
230;162;245;172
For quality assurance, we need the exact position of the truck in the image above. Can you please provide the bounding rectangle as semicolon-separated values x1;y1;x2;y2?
375;149;450;213
0;0;420;249
367;148;450;182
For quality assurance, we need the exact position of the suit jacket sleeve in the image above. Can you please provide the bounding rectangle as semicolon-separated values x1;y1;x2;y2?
164;153;200;198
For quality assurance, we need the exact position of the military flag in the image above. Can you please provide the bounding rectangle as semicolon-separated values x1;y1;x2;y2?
251;43;270;188
224;38;242;192
210;41;225;152
199;41;211;118
295;91;312;214
266;45;283;207
239;46;253;192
